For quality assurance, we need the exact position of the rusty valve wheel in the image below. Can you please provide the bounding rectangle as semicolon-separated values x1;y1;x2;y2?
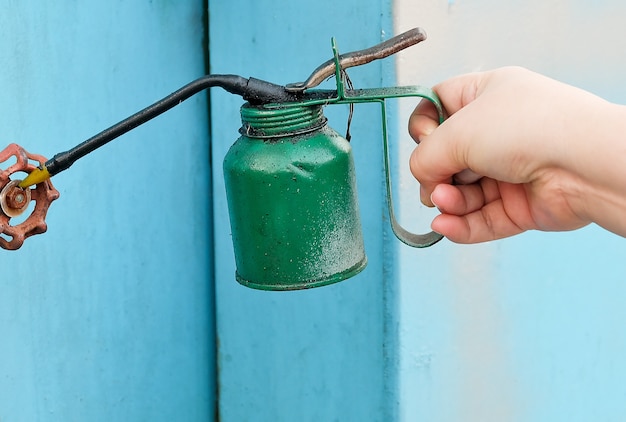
0;143;59;250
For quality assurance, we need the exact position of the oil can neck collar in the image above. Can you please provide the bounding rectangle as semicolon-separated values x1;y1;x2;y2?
239;104;327;139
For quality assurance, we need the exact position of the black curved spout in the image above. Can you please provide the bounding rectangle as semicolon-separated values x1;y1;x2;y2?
42;74;333;179
23;28;429;187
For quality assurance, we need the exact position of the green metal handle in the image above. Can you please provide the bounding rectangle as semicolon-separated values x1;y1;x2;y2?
330;36;445;246
298;85;446;247
282;36;446;247
380;88;444;247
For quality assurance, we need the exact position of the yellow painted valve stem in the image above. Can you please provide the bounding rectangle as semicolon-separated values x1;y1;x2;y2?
19;166;50;188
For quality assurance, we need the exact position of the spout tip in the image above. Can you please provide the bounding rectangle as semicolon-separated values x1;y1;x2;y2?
19;166;51;188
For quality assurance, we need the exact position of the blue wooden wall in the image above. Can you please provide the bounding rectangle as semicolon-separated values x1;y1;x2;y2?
0;2;214;420
209;1;398;420
8;2;622;421
211;2;626;421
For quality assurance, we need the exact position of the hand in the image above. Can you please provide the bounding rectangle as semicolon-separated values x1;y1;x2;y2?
408;66;626;243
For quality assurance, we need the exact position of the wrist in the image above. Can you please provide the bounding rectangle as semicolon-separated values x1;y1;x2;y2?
566;102;626;236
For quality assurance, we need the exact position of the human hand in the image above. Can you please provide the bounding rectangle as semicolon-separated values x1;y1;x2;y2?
409;66;626;243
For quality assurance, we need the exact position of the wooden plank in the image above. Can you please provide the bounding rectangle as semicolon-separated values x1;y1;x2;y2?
0;1;214;420
209;1;397;420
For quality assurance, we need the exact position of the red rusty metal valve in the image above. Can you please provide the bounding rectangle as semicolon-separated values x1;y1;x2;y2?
0;143;59;250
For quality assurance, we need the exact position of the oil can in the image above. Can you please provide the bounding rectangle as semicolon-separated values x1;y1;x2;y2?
223;103;367;290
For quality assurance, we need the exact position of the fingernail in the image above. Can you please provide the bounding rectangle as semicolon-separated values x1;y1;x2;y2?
430;192;440;209
454;169;482;185
422;120;437;138
420;186;433;207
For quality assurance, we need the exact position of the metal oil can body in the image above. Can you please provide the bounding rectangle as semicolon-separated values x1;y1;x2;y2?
223;104;366;290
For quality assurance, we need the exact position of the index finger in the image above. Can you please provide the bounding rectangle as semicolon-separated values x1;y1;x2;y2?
409;72;483;139
408;99;440;144
408;72;487;195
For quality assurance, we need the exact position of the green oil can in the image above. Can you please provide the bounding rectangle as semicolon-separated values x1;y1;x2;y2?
223;104;367;290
